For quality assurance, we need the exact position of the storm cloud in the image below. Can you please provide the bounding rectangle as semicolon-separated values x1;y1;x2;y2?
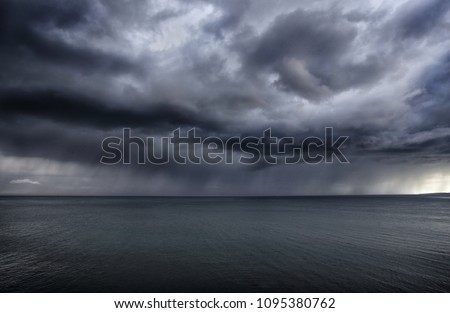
1;0;450;195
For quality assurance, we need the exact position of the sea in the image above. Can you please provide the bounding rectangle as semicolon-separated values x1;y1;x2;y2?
0;196;449;292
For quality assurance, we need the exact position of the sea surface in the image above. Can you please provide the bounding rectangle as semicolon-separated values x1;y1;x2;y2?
0;196;449;292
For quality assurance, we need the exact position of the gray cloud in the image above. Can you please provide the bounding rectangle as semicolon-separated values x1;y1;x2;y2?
407;52;450;132
0;0;140;75
236;8;390;101
202;0;250;38
393;0;450;39
1;0;450;195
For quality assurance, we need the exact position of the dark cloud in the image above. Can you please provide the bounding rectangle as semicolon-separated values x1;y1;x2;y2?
0;0;141;77
245;9;356;67
1;0;450;195
407;52;450;131
394;0;450;39
239;8;387;100
0;88;221;131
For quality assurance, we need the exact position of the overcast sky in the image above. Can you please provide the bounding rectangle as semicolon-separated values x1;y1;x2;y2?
1;0;450;195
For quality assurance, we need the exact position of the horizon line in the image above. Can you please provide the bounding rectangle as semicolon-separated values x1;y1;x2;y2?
1;193;447;198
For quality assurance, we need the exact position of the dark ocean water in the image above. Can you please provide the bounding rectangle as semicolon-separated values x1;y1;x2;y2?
0;196;449;292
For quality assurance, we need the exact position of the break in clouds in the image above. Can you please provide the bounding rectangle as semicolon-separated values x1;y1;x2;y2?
1;0;450;195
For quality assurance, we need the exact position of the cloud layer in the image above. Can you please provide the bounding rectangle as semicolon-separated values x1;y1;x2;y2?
1;0;450;195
